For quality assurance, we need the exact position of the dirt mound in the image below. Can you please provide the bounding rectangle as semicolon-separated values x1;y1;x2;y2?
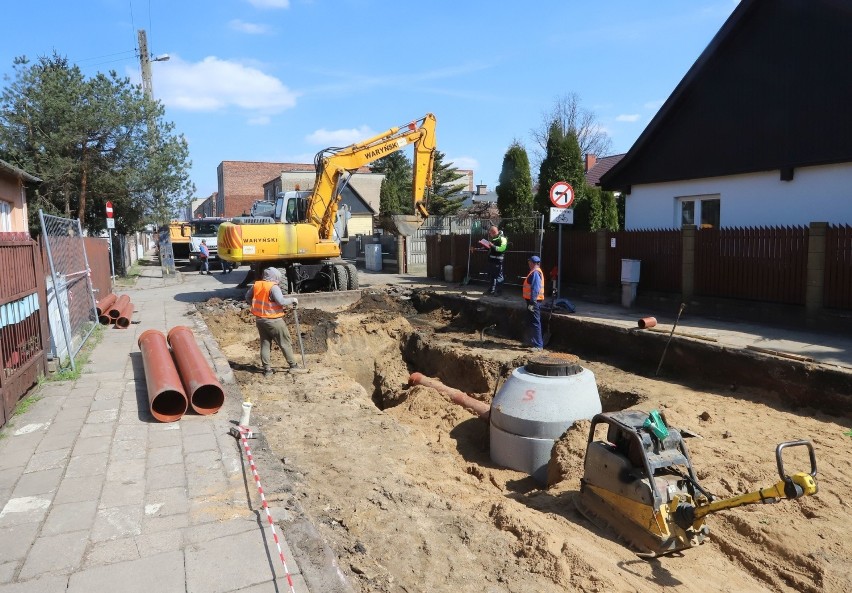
347;289;416;316
200;289;852;593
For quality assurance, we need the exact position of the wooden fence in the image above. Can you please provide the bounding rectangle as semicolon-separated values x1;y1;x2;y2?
426;222;852;313
0;234;48;428
605;229;682;293
824;224;852;310
694;226;809;305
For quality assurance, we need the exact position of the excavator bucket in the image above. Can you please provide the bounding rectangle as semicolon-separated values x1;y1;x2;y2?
379;214;424;236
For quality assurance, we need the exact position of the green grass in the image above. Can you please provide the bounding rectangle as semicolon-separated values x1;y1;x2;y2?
845;429;852;438
46;324;106;382
114;262;142;288
12;393;42;417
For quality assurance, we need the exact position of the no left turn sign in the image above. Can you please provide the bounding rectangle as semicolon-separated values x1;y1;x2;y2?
549;181;574;208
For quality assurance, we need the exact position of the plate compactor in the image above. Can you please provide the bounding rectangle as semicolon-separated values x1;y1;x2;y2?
575;410;818;557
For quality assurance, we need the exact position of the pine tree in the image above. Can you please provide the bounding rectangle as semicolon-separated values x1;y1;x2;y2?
427;150;467;216
0;53;193;234
495;142;535;233
372;151;412;214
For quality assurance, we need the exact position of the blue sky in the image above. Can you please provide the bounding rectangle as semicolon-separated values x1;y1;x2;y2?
1;0;738;200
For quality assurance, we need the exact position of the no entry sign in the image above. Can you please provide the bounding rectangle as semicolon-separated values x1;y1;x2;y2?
105;201;114;218
549;182;574;208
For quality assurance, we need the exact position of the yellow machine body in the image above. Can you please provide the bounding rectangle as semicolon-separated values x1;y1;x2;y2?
576;410;818;557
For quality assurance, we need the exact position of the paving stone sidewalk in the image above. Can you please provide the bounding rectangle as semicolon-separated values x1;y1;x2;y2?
0;262;322;593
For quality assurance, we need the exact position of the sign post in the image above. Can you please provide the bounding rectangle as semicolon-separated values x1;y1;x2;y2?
106;201;115;280
549;182;574;300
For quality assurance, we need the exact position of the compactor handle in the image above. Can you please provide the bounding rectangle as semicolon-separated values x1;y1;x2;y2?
776;440;817;480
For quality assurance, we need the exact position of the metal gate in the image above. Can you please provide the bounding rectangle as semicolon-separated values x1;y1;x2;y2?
407;215;467;275
39;211;99;370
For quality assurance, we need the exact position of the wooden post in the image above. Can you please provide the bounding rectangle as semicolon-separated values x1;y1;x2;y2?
805;222;828;317
596;230;607;294
681;224;696;303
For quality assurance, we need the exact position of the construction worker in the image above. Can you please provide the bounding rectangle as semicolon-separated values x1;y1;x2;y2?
245;267;300;377
198;240;210;274
523;255;545;350
484;225;508;295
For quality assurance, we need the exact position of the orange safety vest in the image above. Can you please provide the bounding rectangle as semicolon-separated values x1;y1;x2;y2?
523;268;545;301
251;280;286;319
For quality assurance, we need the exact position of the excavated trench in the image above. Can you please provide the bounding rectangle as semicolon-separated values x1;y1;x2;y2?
199;289;852;593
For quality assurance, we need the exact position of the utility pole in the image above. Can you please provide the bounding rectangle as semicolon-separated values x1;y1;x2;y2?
138;29;154;100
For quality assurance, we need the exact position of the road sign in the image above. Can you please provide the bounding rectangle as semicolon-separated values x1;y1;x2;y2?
106;218;115;229
549;181;574;208
105;201;114;218
550;207;574;225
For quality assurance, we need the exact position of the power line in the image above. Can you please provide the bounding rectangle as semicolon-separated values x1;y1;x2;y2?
74;50;137;64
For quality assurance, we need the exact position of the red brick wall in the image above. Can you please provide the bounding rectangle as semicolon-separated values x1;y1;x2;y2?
217;161;291;217
219;161;377;217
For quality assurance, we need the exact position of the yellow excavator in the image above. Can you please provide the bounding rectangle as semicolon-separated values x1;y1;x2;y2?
217;113;437;293
575;410;818;557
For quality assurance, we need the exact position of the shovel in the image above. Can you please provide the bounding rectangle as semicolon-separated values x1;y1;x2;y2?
292;305;307;368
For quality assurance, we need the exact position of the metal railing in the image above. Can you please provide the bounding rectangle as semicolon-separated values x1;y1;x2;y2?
38;211;99;370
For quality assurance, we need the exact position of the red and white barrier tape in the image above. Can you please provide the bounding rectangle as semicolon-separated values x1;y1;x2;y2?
237;425;297;593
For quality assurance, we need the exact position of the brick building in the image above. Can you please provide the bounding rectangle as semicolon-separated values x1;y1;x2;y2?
217;162;310;218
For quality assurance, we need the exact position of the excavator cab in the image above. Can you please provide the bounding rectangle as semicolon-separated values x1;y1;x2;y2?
278;191;311;224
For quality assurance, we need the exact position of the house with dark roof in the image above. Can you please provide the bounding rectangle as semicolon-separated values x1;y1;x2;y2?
584;154;625;187
601;0;852;230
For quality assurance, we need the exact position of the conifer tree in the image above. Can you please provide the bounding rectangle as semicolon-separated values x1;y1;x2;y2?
495;141;535;233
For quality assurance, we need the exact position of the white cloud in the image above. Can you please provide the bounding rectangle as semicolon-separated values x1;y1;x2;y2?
247;116;271;125
447;156;479;171
229;20;270;34
246;0;290;8
151;55;298;113
306;126;376;146
616;114;640;122
644;99;665;110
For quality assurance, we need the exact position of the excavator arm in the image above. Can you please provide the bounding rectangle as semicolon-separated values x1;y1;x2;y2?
310;113;436;240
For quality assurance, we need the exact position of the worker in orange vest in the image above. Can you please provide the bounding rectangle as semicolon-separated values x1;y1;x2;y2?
523;255;545;350
245;267;300;377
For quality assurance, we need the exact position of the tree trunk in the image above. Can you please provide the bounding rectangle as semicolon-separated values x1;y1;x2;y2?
78;146;88;224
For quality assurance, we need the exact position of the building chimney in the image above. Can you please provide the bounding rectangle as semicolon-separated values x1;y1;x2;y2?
584;154;597;172
476;184;487;195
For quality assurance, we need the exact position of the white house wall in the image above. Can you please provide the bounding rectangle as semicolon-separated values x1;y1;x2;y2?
625;162;852;230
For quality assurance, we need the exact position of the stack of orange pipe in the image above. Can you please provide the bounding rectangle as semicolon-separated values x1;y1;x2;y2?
136;326;224;422
96;294;117;325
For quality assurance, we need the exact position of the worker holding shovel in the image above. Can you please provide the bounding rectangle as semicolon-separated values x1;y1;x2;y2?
245;267;301;377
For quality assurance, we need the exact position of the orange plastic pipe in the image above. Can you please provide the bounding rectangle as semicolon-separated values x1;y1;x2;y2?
638;317;657;329
96;293;117;316
109;294;130;319
167;326;225;415
115;300;134;328
409;372;490;420
137;329;188;422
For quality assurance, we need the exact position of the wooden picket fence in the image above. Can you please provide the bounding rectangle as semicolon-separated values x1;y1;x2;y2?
824;224;852;310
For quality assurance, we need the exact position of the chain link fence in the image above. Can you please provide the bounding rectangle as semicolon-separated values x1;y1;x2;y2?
39;211;98;370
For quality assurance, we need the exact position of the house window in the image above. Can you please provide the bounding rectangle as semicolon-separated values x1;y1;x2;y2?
677;195;720;229
0;201;11;231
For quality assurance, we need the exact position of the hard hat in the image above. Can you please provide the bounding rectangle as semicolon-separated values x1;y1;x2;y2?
529;255;541;263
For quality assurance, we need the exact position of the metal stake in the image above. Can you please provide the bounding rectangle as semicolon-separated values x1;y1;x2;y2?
292;306;307;367
655;303;686;376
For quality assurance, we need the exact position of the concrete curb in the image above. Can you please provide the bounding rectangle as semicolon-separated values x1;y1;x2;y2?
186;304;358;593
